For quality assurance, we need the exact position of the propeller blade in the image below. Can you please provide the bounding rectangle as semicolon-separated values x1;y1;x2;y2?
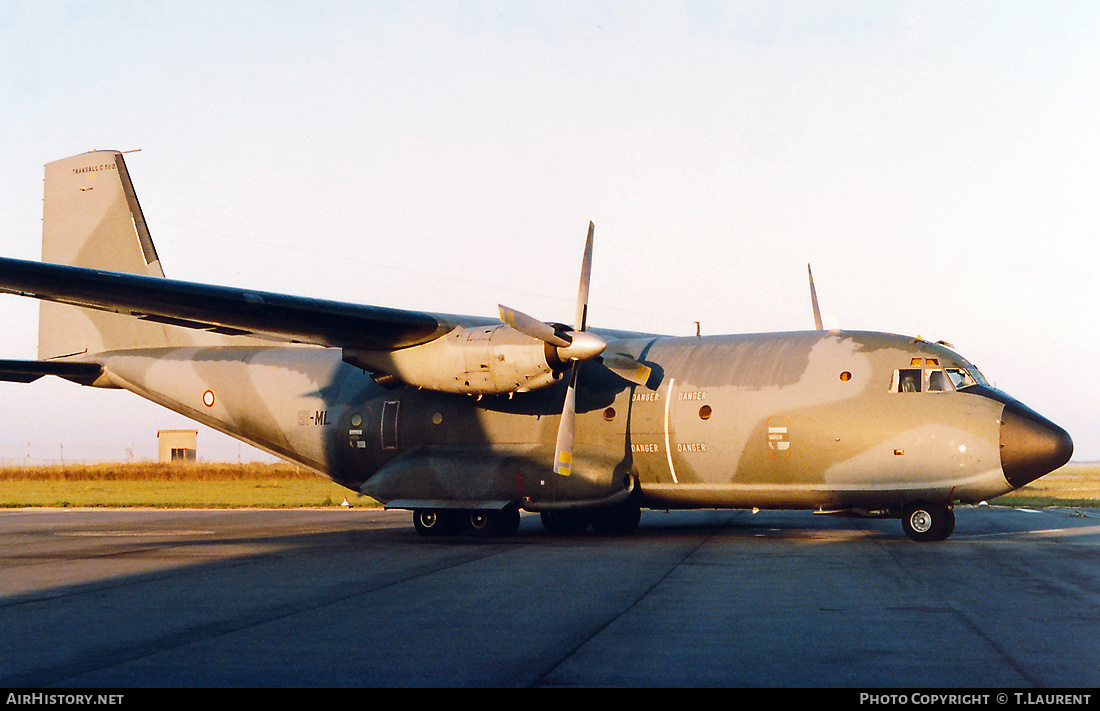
575;222;594;331
499;304;571;348
553;364;579;476
600;351;652;386
553;224;595;477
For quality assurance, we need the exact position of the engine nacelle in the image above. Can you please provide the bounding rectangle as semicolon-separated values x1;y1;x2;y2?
344;325;562;395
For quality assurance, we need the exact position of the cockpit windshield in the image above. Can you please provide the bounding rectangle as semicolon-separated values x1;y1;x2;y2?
945;368;980;390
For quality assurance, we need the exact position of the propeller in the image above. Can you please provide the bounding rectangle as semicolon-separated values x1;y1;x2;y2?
498;222;652;476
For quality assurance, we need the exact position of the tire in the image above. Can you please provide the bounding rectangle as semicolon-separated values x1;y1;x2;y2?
412;508;462;536
488;505;521;537
540;509;590;535
467;506;521;537
590;500;642;535
466;511;493;535
901;502;954;542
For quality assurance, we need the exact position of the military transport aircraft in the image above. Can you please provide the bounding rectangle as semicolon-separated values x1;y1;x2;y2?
0;151;1074;541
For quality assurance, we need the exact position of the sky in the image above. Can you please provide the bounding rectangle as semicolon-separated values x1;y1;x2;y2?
0;1;1097;463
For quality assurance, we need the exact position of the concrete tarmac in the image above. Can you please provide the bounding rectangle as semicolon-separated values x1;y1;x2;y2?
0;505;1098;688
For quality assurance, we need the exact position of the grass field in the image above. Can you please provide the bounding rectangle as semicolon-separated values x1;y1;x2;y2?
0;462;373;508
990;462;1100;508
0;461;1096;509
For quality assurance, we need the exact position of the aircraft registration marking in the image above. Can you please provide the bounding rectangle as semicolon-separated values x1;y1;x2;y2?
298;410;330;426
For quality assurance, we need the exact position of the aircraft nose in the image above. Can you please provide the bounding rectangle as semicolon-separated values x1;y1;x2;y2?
1000;401;1073;488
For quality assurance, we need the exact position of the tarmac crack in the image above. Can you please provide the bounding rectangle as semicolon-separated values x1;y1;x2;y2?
526;527;719;687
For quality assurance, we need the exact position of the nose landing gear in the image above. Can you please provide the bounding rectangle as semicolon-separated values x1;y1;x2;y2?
900;501;955;542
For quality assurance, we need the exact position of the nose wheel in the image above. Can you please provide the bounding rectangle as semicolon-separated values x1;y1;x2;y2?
900;502;955;542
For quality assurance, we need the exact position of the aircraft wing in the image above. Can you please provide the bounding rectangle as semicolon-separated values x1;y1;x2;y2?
0;256;496;351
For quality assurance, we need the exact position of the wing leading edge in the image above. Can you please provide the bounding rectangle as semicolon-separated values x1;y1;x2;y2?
0;256;494;352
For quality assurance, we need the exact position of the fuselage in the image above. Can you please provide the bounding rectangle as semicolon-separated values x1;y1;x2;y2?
93;329;1072;515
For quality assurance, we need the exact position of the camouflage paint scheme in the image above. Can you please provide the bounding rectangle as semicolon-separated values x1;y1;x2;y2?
0;152;1073;541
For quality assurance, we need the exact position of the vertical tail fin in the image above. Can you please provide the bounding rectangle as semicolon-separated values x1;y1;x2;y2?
42;151;163;276
38;150;176;358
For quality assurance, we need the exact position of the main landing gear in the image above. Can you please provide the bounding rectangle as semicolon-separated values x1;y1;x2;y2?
900;501;955;542
540;499;641;536
411;499;642;538
412;505;521;538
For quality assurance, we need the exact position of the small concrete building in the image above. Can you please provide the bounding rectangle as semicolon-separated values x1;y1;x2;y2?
158;430;198;462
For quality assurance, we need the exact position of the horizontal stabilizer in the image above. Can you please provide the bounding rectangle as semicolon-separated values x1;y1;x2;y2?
0;359;102;385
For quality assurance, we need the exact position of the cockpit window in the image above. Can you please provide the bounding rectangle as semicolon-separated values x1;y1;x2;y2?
895;368;922;392
891;366;983;393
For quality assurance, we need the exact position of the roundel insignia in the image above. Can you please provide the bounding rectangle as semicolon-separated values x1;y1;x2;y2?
202;389;215;408
767;416;790;459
